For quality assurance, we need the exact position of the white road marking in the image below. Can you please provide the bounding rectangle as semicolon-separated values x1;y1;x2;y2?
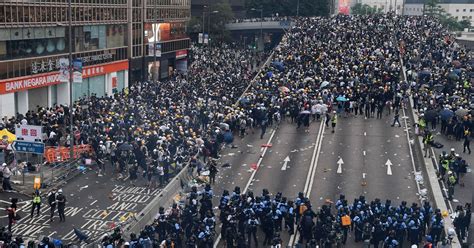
213;129;277;248
362;173;366;179
281;156;290;171
364;132;366;136
386;159;393;176
336;157;344;174
90;200;98;206
363;150;366;156
289;120;326;246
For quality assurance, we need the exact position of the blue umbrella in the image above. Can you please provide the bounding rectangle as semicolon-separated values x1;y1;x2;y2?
336;96;348;102
239;97;250;104
271;61;285;71
439;109;454;121
223;131;234;144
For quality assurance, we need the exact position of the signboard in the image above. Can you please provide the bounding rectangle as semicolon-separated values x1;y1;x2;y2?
338;0;350;14
176;50;187;59
15;124;43;142
0;60;129;94
204;34;209;44
12;141;45;154
198;33;203;44
58;58;69;83
155;43;162;57
73;59;83;83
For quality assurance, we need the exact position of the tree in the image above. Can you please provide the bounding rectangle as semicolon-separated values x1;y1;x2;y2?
459;19;471;30
209;0;234;41
351;3;382;15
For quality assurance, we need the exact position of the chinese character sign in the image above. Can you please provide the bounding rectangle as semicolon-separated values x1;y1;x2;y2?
58;58;69;83
73;59;83;84
15;125;43;143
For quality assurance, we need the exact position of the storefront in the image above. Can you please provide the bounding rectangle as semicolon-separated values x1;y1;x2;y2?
0;60;128;117
175;50;188;75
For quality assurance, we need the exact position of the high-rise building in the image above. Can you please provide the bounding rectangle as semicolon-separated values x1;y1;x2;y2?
0;0;190;117
404;0;474;25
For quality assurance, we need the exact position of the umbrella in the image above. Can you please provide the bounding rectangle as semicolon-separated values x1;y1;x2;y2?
239;98;250;104
449;95;461;100
448;72;459;81
304;77;314;83
0;129;16;143
118;142;133;151
223;131;234;144
320;81;330;89
439;109;454;121
452;60;461;68
299;110;311;115
433;84;444;92
424;110;438;121
279;86;290;93
455;108;469;117
271;61;285;71
336;96;348;102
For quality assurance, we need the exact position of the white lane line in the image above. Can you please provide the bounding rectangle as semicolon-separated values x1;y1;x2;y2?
289;120;325;246
213;128;277;248
363;150;366;156
362;173;366;179
90;199;98;206
364;132;367;136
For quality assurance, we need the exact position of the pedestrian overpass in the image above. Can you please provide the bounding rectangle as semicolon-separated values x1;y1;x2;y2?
225;19;292;51
225;20;293;31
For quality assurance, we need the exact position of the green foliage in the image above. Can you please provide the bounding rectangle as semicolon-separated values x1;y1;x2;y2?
350;3;382;15
245;0;329;17
187;16;203;34
424;0;472;31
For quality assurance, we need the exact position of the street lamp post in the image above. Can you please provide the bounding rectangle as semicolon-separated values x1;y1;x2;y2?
251;8;263;52
68;0;74;159
297;0;300;17
202;5;207;44
208;10;219;48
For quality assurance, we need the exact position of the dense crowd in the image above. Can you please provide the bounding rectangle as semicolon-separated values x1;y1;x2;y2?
0;11;472;248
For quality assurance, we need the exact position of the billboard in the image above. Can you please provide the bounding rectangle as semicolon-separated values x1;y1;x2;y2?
339;0;350;15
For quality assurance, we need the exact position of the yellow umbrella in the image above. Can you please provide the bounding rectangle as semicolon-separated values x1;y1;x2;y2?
0;129;16;143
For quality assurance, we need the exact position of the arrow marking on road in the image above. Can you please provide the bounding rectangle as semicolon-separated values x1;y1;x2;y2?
281;156;290;171
386;159;393;175
337;157;344;174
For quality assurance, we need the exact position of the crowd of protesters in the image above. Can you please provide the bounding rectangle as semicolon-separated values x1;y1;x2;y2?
0;11;472;247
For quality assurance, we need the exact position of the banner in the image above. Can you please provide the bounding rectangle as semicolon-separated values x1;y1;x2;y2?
198;33;203;44
204;34;209;44
73;59;83;83
0;60;129;94
58;58;69;83
338;0;350;15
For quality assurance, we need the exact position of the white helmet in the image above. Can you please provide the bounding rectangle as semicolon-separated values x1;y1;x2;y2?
58;189;63;194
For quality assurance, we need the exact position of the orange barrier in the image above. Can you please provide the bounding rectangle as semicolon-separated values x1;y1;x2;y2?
44;144;94;163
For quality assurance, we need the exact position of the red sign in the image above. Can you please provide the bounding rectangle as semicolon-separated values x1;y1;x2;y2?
338;0;350;15
0;60;128;94
112;77;118;89
176;50;188;59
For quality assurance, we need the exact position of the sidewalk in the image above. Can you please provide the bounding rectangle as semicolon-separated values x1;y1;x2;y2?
431;132;473;208
10;159;80;196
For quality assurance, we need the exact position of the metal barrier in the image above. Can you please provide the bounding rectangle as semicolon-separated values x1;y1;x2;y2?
124;165;192;236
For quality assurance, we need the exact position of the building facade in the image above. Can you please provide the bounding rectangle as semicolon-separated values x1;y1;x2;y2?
0;0;190;117
191;0;245;19
404;0;474;25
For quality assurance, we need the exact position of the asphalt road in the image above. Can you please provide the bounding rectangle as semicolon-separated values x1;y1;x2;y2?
212;111;424;247
5;169;161;244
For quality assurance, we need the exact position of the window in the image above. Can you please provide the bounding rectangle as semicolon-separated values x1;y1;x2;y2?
457;9;460;12
463;9;466;12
